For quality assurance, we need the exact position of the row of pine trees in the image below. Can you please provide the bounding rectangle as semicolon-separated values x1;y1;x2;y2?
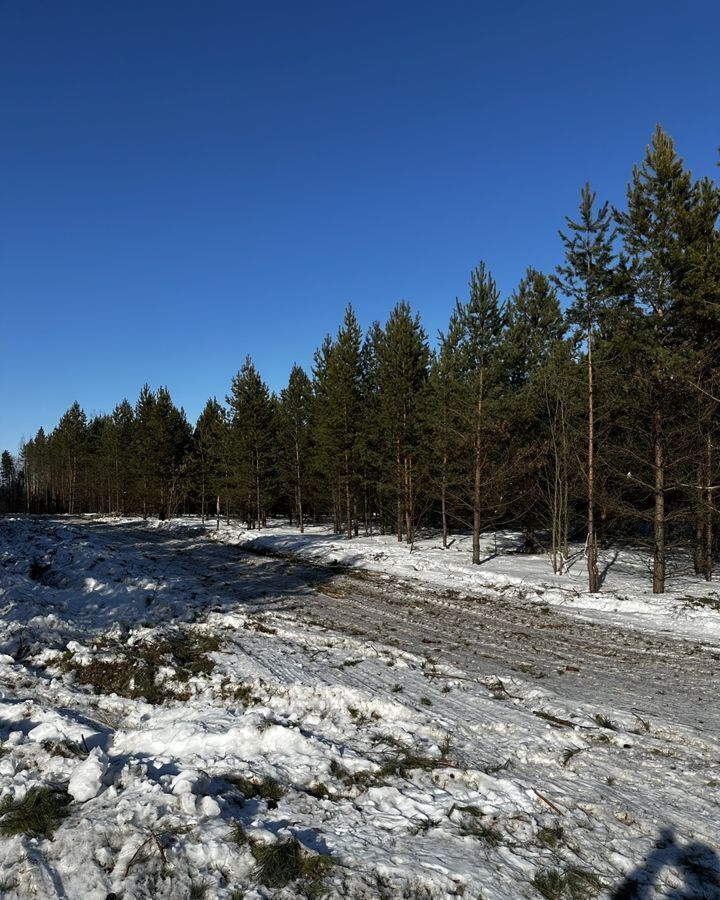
2;128;719;594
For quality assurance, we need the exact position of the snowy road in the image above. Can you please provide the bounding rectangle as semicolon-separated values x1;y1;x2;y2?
0;518;719;899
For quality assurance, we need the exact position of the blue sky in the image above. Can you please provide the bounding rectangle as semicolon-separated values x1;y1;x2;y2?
1;0;719;453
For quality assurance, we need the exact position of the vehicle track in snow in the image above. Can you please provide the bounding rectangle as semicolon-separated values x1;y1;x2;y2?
77;519;719;740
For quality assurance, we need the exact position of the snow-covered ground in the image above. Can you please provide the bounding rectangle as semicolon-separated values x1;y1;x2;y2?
0;517;719;899
211;520;720;646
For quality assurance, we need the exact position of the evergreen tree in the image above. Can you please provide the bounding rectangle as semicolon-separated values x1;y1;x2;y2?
427;315;464;548
503;268;567;554
616;126;697;593
193;398;227;525
454;264;505;564
313;307;363;538
373;301;429;543
227;357;274;528
51;402;88;514
277;366;313;532
554;184;616;591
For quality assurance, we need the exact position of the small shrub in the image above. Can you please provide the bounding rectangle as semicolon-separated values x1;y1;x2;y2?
0;786;72;838
420;697;432;707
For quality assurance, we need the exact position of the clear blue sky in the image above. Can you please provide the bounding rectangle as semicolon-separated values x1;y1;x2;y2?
2;0;719;453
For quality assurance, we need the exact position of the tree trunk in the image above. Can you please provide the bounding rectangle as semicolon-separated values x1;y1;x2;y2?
705;431;713;581
255;451;262;530
396;441;403;541
472;372;484;565
345;451;352;539
586;329;599;592
294;437;304;533
653;405;665;594
441;452;448;549
405;456;413;545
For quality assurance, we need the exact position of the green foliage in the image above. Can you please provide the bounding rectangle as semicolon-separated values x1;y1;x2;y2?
250;837;333;894
227;356;275;527
536;822;564;849
533;866;602;899
226;775;286;803
0;786;72;838
62;630;220;703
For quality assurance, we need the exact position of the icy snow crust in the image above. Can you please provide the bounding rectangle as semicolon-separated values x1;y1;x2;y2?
0;517;717;899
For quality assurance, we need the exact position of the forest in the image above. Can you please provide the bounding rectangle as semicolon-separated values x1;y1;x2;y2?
2;127;719;595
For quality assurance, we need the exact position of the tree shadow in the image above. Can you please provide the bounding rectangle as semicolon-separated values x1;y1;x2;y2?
598;549;620;588
611;828;720;899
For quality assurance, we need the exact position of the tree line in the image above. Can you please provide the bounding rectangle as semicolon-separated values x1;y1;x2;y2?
2;128;719;594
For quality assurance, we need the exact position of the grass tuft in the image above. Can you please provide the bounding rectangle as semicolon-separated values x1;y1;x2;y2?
457;814;502;846
226;774;286;803
61;629;221;703
533;866;602;899
250;837;333;895
536;822;564;849
592;714;618;731
230;821;249;846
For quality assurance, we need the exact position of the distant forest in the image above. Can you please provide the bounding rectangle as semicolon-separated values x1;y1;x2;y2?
2;128;719;595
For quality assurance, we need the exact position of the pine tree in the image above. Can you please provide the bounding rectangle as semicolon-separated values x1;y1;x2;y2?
52;402;88;514
554;184;616;592
277;366;313;532
227;357;274;528
427;315;464;548
313;307;363;538
616;127;696;593
454;264;505;564
503;268;567;554
193;398;227;525
373;301;429;543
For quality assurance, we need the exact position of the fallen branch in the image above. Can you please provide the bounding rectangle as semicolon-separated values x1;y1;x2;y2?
533;789;564;816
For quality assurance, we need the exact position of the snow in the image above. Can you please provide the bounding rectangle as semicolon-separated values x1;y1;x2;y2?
0;515;718;898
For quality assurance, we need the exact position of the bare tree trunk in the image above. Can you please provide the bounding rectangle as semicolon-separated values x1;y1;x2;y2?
396;441;403;541
705;431;713;581
441;452;448;549
294;438;304;533
695;455;706;576
405;456;413;544
472;372;484;565
587;329;599;592
345;450;352;539
216;494;220;532
653;405;665;594
255;451;262;530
